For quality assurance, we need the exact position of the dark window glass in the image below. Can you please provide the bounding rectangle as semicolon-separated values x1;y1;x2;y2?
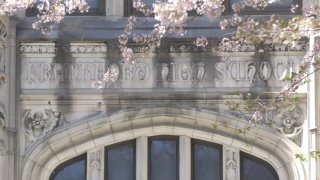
26;0;105;16
241;152;279;180
124;0;198;16
149;137;178;180
125;0;155;16
228;0;300;13
106;141;135;180
193;141;222;180
49;154;86;180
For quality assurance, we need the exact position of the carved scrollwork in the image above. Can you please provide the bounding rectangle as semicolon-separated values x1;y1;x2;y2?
274;106;304;138
23;109;61;141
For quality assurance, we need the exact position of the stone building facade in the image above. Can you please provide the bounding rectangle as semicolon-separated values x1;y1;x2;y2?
0;0;319;180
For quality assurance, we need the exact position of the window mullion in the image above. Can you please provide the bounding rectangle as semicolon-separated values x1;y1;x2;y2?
136;136;148;180
87;147;105;180
179;136;191;180
223;145;240;180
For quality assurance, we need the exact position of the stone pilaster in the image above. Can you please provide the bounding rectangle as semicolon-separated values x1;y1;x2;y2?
0;16;16;180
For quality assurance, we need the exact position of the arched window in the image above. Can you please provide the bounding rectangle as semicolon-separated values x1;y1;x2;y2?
49;154;86;180
49;137;280;180
192;140;222;180
240;152;279;180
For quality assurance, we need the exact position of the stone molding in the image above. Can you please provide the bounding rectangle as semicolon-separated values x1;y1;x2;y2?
20;43;56;54
20;107;306;180
70;43;107;56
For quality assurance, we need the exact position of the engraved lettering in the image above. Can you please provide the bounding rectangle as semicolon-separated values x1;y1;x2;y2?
180;63;192;81
124;64;133;80
214;62;226;81
259;61;272;80
136;63;147;80
275;61;287;80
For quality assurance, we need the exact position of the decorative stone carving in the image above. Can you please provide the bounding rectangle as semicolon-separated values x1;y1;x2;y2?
70;43;107;54
225;147;238;180
87;148;104;180
23;109;61;141
0;20;7;47
269;41;307;51
0;105;5;128
275;106;304;138
20;43;56;54
237;44;256;52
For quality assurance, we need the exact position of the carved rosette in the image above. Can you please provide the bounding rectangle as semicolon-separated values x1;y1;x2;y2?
23;109;61;141
274;106;304;138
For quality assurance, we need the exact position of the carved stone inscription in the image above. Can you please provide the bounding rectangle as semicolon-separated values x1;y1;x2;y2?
21;57;300;90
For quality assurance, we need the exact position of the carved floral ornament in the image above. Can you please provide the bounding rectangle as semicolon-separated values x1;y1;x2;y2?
23;109;61;141
273;106;304;138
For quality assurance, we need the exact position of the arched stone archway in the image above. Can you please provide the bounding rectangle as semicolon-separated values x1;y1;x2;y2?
20;107;307;180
